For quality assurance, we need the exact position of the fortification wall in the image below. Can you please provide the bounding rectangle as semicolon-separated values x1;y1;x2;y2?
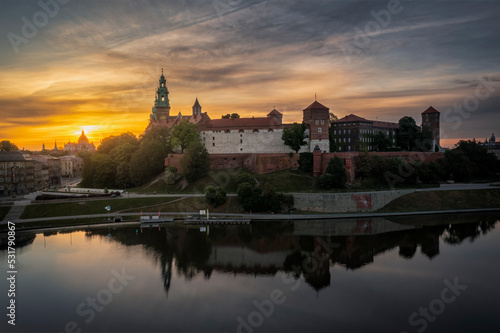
293;189;415;213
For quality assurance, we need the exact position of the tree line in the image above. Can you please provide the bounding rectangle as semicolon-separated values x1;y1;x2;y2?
80;120;210;189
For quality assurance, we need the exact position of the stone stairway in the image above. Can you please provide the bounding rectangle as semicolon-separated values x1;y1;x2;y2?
2;200;30;223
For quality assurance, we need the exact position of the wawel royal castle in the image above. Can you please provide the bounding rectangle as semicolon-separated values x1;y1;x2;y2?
146;71;440;154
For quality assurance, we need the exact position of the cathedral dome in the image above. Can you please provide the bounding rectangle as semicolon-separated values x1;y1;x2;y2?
78;130;89;144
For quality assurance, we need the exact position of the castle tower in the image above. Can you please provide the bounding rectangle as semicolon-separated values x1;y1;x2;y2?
192;98;202;116
267;108;283;125
153;69;171;120
303;100;330;152
421;106;441;149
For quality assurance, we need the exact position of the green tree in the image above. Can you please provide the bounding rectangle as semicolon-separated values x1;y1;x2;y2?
91;154;116;188
182;141;210;183
282;122;308;153
318;157;347;189
373;131;392;151
0;140;19;151
97;132;138;156
205;186;227;207
298;152;314;173
397;116;419;151
170;120;199;153
164;166;179;185
221;114;230;119
129;140;169;186
230;113;240;119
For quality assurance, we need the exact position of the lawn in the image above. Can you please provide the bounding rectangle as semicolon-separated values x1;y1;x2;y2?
20;197;179;219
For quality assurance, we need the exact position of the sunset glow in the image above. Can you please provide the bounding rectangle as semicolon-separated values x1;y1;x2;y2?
1;1;499;150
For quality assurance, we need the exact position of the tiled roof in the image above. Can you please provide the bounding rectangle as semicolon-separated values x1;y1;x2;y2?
202;117;282;129
373;121;399;129
303;101;329;111
267;109;282;116
422;106;440;114
335;114;369;123
0;151;29;162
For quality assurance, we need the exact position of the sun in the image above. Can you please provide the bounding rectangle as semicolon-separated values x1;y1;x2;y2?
73;126;101;137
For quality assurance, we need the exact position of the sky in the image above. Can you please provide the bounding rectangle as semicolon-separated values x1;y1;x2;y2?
1;0;499;150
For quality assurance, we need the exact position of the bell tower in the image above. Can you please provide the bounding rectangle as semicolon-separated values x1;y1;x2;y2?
192;98;202;116
153;69;171;120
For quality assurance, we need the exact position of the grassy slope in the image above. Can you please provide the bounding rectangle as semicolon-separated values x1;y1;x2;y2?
20;197;178;219
378;189;500;213
130;168;318;194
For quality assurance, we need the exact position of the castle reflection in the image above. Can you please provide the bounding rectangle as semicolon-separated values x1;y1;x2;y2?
79;213;498;296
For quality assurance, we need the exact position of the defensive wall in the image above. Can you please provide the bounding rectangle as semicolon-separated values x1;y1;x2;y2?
292;189;416;213
165;151;444;178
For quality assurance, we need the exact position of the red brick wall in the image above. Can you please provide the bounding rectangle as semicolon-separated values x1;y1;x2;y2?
165;151;444;178
165;153;300;175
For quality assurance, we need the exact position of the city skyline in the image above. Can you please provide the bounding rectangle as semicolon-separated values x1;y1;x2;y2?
1;0;499;151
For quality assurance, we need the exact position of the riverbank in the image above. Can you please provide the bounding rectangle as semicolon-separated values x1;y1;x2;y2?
1;187;500;232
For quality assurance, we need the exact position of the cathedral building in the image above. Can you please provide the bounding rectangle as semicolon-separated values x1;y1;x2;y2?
146;71;330;153
64;130;96;152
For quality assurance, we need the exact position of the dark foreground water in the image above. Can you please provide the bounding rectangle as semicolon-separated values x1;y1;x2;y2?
1;213;499;333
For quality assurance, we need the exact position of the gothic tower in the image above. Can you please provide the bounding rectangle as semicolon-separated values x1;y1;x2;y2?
303;100;330;153
151;69;171;121
421;106;440;149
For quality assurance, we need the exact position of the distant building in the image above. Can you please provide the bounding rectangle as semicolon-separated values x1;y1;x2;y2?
147;71;330;153
31;155;61;186
0;151;35;196
59;155;83;178
481;133;500;159
64;130;96;152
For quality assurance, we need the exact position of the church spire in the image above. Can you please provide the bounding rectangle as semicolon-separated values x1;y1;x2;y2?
192;97;202;116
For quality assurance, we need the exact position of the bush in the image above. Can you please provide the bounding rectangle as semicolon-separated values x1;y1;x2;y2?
205;186;227;207
164;166;179;185
235;173;255;186
298;152;313;173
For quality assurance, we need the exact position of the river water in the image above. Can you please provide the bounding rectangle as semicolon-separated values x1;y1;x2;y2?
1;213;499;333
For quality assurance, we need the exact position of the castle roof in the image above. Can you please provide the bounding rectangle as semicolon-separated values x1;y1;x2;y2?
193;98;201;108
335;114;369;123
203;116;282;130
422;106;440;114
303;101;329;111
373;121;399;129
267;109;282;116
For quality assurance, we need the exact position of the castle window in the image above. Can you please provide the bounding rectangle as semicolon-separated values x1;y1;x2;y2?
240;148;243;151
213;143;215;147
240;134;243;137
239;129;244;133
240;139;243;144
253;129;259;133
318;128;322;133
213;137;215;140
334;130;336;135
348;130;351;134
315;120;319;125
321;120;325;125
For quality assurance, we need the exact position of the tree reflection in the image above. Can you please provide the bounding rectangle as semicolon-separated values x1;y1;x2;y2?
80;215;498;297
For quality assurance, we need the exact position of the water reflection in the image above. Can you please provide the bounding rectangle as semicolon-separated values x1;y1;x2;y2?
79;213;499;297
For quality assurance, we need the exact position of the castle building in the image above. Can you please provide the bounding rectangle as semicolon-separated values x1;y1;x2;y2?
147;71;330;153
332;106;441;152
332;115;398;151
64;130;96;152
